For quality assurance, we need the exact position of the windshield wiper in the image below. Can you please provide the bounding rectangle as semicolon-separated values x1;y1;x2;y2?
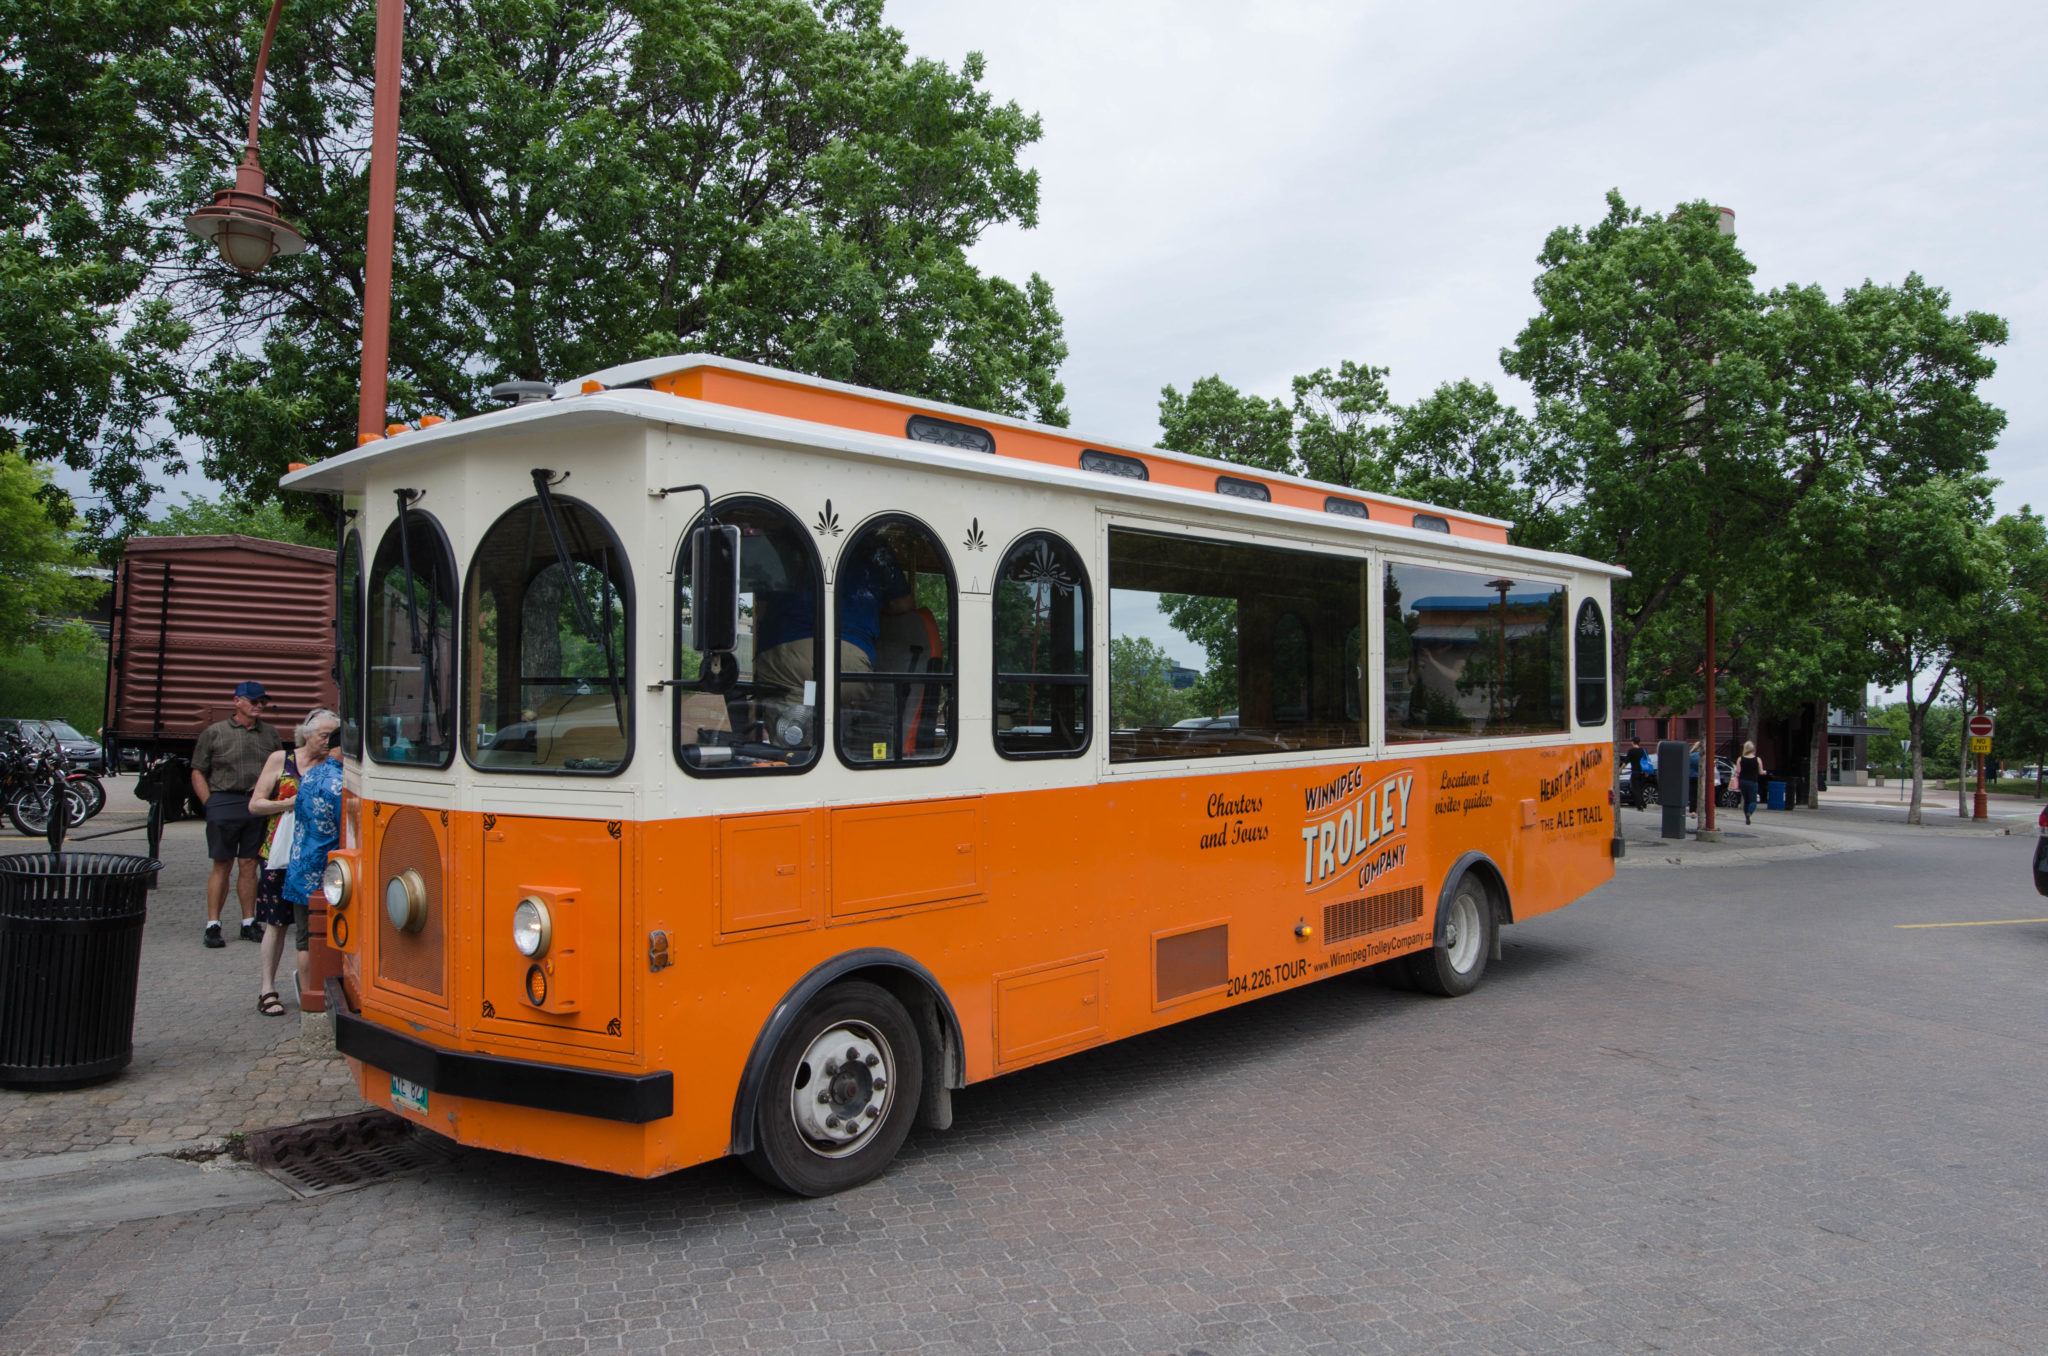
531;469;623;731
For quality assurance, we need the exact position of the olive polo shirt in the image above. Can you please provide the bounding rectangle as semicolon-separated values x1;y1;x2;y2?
191;717;283;795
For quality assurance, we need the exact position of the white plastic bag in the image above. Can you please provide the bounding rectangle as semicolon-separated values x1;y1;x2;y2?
265;809;297;870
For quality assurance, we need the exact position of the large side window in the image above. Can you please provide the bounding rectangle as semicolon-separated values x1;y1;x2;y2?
1384;562;1567;743
464;495;631;774
993;531;1090;759
1107;528;1366;762
1575;597;1609;726
337;530;363;759
675;498;822;774
367;508;456;768
836;516;956;767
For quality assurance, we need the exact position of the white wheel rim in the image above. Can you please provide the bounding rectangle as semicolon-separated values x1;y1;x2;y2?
787;1021;895;1160
1444;887;1484;974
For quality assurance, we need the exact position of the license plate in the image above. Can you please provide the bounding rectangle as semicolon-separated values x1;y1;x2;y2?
391;1076;429;1114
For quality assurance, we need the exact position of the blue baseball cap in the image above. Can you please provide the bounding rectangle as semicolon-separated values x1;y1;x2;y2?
233;681;270;702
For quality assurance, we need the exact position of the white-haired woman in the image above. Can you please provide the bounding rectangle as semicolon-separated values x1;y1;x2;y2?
247;709;341;1016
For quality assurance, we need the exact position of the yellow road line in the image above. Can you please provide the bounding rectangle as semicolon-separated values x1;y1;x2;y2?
1895;917;2048;929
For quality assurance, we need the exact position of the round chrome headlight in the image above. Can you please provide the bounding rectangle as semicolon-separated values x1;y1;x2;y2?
512;896;551;958
384;868;427;933
321;858;353;909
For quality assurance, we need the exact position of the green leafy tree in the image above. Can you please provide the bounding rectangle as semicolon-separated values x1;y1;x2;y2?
0;452;98;645
11;0;1067;526
1385;380;1550;534
0;0;194;536
169;0;1068;507
1107;635;1190;729
1157;376;1294;473
1158;593;1237;715
141;490;332;548
1290;361;1391;489
1502;194;1781;736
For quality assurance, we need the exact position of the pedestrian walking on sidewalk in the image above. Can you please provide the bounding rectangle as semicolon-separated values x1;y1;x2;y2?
1737;741;1767;826
246;709;338;1016
1627;737;1649;809
189;681;284;948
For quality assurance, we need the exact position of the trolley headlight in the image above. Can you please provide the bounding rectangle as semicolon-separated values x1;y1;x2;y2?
512;896;551;958
384;868;427;933
321;858;353;909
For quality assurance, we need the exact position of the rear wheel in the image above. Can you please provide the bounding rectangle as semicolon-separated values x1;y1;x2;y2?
743;980;923;1196
1404;873;1496;997
68;775;105;820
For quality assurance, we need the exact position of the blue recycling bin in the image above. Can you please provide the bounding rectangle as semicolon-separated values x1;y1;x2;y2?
1766;779;1788;811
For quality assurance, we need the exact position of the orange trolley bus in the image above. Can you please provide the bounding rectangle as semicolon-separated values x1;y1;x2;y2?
285;356;1624;1195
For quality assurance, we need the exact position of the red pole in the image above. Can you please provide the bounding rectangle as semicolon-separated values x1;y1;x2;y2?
1974;680;1989;820
356;0;405;444
1702;591;1716;833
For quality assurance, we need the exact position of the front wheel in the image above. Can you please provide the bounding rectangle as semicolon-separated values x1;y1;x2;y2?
7;783;82;836
743;980;923;1196
1404;873;1496;998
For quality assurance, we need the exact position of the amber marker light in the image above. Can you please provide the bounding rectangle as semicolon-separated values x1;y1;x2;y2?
1294;921;1314;940
512;896;552;958
524;964;549;1005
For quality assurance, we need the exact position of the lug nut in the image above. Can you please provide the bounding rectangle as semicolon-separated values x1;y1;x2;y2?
826;1116;839;1129
845;1046;860;1063
872;1078;886;1091
818;1091;830;1103
823;1059;839;1076
864;1053;879;1067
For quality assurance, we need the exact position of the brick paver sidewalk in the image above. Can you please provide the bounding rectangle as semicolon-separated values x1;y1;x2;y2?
0;800;365;1161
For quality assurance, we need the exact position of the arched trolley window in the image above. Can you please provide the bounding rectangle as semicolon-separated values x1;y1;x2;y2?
1574;597;1608;726
366;500;456;768
674;498;823;773
336;530;364;759
836;516;956;767
993;532;1090;758
463;482;632;774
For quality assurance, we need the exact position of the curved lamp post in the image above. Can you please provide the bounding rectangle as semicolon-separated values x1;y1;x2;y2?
188;0;403;446
184;0;306;273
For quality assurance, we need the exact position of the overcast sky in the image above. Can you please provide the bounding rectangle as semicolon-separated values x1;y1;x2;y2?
888;0;2047;513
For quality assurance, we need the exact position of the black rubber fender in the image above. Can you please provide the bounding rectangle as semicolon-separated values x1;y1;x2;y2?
729;948;965;1156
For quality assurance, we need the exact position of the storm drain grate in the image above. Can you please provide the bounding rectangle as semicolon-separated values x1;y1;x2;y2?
243;1109;461;1198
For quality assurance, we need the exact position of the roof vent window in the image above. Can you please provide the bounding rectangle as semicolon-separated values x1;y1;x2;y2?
1080;449;1149;480
1216;475;1271;502
1411;513;1450;533
490;380;554;407
1324;497;1369;519
906;415;995;453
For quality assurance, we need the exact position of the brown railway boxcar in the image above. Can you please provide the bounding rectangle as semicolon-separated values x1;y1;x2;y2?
104;535;338;769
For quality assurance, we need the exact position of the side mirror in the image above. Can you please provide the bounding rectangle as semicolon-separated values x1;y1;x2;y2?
689;523;742;654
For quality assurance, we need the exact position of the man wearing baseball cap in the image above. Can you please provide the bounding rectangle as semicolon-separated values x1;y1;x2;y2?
189;682;284;948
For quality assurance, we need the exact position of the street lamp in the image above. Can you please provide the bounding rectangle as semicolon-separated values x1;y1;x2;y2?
183;0;306;274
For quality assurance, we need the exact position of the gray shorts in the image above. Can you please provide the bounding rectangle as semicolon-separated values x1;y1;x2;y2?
203;794;266;862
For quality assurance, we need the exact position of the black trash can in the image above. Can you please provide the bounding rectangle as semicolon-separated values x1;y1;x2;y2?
0;852;158;1086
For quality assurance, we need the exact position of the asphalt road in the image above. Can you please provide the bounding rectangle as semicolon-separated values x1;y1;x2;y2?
3;816;2044;1354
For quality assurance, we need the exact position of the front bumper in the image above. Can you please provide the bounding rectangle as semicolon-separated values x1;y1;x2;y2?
327;979;673;1124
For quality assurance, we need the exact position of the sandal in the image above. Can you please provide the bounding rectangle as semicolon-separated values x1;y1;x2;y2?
257;991;287;1017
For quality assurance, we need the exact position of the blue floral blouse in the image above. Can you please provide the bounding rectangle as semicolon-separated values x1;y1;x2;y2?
283;756;344;906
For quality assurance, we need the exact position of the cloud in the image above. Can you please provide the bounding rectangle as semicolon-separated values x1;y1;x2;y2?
889;0;2047;507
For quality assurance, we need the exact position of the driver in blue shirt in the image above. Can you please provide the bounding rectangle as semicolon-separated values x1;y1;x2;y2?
755;538;913;703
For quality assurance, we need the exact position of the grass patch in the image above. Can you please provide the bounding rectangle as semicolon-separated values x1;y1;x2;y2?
0;637;109;733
